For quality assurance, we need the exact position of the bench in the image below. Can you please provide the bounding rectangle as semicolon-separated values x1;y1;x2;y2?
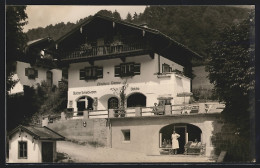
184;141;206;155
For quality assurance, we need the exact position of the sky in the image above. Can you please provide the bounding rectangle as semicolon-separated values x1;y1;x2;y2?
23;5;147;32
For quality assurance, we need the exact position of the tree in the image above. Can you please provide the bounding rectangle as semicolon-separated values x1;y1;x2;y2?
112;10;121;20
96;10;113;17
126;12;132;22
206;11;255;161
6;6;28;94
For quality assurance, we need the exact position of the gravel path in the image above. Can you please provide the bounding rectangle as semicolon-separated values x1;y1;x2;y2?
57;141;215;163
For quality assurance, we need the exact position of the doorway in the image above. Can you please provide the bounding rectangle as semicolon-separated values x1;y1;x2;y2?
174;126;186;154
108;97;119;109
42;142;53;162
77;96;94;112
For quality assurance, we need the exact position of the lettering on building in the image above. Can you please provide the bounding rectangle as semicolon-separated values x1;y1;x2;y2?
73;91;97;95
131;87;140;91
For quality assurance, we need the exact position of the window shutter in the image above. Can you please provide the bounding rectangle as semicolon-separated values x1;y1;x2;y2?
97;67;103;78
129;63;134;76
115;65;121;77
134;63;141;75
25;68;28;76
80;69;85;80
34;69;38;78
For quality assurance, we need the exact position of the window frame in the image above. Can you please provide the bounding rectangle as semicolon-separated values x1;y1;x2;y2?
121;129;131;142
115;62;140;77
25;68;38;79
79;66;103;80
18;141;28;159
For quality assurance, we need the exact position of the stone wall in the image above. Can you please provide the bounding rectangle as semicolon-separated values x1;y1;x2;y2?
47;118;108;147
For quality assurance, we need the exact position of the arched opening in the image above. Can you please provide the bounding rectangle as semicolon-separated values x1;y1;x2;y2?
159;123;202;154
108;97;119;109
77;96;94;115
127;93;146;107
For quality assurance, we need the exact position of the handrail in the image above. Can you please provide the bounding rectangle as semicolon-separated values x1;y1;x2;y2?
61;43;149;60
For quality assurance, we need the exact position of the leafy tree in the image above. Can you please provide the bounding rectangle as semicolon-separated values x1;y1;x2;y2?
112;10;121;20
96;10;113;17
6;6;28;94
206;11;255;161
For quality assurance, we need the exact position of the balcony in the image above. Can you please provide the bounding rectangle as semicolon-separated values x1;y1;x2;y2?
60;43;151;61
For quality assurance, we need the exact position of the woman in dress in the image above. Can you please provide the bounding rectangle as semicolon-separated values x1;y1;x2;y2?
171;130;180;154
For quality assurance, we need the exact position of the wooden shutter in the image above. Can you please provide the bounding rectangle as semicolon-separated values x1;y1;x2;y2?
115;65;121;77
25;68;28;76
134;63;141;75
96;67;103;78
80;69;85;80
34;69;38;78
129;63;134;76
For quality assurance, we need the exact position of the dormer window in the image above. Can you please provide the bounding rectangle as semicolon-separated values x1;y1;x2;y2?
25;68;38;79
80;66;103;80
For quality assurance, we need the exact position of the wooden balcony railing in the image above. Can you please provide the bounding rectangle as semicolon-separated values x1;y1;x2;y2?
61;43;150;60
52;102;225;121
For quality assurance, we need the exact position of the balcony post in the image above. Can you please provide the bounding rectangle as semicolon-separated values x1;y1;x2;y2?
83;110;89;119
199;103;205;113
135;107;142;117
109;109;115;118
165;105;172;115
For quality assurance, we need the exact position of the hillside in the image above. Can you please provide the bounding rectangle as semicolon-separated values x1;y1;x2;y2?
26;6;250;62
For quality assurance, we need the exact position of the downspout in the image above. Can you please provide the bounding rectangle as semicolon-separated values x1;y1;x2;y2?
158;54;160;74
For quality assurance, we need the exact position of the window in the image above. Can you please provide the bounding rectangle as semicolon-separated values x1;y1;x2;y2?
18;141;27;159
162;63;172;73
122;130;130;141
25;68;38;79
80;66;103;80
46;71;53;86
115;63;140;77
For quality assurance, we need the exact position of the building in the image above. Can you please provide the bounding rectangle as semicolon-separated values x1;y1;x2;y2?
47;14;224;157
8;125;65;163
52;14;201;117
15;37;63;92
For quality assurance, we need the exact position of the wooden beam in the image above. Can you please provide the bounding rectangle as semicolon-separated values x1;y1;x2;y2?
149;52;154;59
120;56;126;62
88;60;94;66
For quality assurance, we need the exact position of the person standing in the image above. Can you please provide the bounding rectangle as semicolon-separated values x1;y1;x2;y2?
171;130;180;154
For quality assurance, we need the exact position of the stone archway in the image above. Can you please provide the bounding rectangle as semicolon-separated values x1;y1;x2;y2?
127;92;146;107
159;123;202;154
76;96;94;115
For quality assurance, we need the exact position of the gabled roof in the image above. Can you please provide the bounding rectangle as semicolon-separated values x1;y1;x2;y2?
8;125;65;141
55;14;202;59
27;37;53;48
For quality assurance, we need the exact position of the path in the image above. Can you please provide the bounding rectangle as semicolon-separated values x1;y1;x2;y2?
57;141;215;163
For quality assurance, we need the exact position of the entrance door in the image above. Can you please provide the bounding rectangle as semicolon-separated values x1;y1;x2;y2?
174;127;186;154
108;97;119;109
42;142;53;162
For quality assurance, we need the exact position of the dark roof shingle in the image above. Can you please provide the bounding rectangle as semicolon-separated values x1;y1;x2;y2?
8;125;65;140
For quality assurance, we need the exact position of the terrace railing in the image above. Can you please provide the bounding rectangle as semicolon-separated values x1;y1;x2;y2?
56;102;225;120
61;43;150;60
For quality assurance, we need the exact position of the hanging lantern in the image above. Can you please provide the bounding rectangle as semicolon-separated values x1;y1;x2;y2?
55;44;58;50
142;30;145;37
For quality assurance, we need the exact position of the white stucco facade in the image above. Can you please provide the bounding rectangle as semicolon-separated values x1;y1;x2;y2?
16;61;62;88
8;131;57;163
66;54;191;111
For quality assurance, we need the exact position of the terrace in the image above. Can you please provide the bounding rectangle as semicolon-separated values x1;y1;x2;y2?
66;102;225;120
